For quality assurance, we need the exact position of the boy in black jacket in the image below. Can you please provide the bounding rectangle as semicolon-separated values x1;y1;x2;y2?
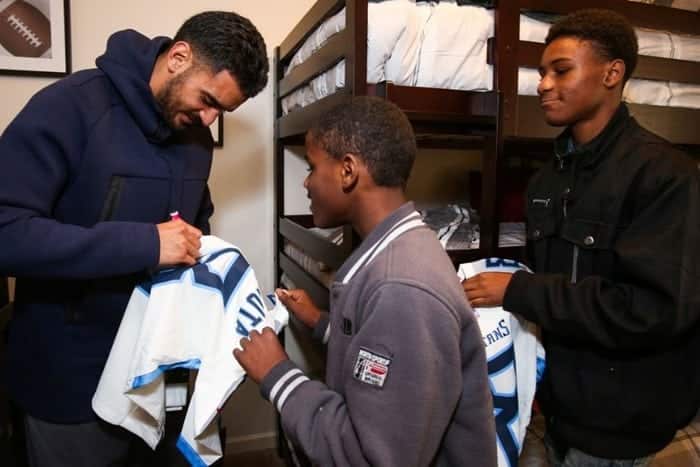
463;9;700;467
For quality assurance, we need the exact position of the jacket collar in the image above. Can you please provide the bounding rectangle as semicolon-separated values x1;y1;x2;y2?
553;103;631;170
335;202;423;283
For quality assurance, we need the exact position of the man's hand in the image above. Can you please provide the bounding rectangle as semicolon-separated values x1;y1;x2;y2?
233;328;288;384
462;272;513;308
156;218;202;266
276;288;321;329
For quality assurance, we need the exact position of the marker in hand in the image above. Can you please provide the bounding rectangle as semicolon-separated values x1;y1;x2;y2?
170;211;181;221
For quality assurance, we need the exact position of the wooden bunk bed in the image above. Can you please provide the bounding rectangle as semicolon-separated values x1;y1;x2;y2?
274;0;700;310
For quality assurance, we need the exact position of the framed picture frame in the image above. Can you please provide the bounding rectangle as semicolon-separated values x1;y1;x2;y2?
0;0;71;77
210;114;223;147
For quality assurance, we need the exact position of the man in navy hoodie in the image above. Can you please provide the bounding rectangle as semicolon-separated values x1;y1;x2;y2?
0;10;268;466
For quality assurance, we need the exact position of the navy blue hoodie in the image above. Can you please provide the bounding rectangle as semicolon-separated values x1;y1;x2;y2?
0;30;214;422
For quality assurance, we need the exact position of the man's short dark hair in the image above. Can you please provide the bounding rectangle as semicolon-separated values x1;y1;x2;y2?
308;96;417;188
174;11;268;99
545;9;638;83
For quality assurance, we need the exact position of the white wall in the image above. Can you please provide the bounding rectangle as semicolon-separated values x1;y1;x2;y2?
0;0;315;453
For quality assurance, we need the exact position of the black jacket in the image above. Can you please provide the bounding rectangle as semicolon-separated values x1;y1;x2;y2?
504;104;700;458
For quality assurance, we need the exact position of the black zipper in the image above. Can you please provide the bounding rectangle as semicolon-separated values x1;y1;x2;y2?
99;176;124;221
66;176;124;323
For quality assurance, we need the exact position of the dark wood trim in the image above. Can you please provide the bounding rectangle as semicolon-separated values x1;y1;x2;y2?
279;31;350;98
517;0;700;36
375;84;498;123
279;0;345;63
514;95;700;145
493;1;521;137
346;0;369;97
634;56;700;85
278;91;352;138
279;218;349;270
274;47;283;288
627;104;700;146
502;40;700;85
513;96;561;139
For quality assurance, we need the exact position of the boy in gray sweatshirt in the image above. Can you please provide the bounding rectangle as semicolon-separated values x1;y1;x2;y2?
234;96;496;467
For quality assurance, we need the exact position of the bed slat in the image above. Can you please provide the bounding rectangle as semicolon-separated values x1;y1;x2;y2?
279;0;344;63
279;218;348;270
279;31;350;98
278;91;351;139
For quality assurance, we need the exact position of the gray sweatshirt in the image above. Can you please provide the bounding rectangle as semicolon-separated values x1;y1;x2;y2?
262;203;496;467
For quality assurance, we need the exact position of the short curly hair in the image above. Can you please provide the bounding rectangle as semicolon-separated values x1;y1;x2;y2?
173;11;268;99
308;96;416;188
545;9;638;83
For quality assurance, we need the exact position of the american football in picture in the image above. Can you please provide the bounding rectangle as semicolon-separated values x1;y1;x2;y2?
0;0;51;58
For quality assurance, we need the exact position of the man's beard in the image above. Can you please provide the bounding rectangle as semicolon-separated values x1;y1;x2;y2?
155;70;202;130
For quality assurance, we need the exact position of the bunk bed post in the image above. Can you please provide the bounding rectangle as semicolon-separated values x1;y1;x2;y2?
274;46;284;289
341;0;368;255
272;45;290;464
345;0;368;98
482;132;502;255
481;0;522;256
493;0;522;138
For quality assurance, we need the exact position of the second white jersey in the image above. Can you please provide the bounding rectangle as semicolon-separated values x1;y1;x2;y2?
93;236;288;466
458;258;545;467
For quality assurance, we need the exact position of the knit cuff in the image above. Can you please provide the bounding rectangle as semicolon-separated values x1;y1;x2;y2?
260;360;310;413
503;269;534;320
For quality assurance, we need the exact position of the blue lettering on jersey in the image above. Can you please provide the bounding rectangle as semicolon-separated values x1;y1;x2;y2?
488;344;519;467
235;291;267;337
483;319;512;347
137;246;276;339
140;248;250;308
486;258;522;270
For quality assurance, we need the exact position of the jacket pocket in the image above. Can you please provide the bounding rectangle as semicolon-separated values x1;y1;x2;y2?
561;219;616;280
100;175;170;223
527;197;557;241
527;197;557;267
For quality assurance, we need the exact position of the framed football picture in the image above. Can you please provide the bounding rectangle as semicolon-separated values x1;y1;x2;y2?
0;0;71;77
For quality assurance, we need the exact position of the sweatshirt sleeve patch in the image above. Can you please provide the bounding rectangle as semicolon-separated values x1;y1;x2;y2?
352;348;391;388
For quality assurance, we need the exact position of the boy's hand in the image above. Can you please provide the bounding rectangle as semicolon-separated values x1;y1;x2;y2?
234;328;288;384
462;272;513;308
276;288;322;329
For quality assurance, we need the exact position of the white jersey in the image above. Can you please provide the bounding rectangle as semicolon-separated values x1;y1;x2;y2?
92;236;288;466
458;258;545;467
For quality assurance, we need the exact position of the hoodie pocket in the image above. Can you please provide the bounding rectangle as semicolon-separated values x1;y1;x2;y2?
99;175;170;222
